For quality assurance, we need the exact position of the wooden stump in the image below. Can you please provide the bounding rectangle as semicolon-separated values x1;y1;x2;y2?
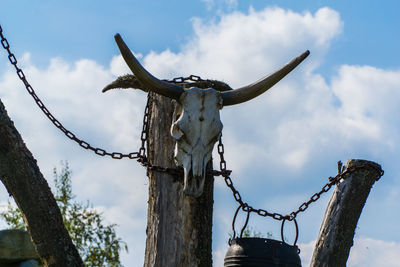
310;159;383;267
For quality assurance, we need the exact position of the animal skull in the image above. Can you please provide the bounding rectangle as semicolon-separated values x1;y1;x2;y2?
112;33;309;197
171;88;223;197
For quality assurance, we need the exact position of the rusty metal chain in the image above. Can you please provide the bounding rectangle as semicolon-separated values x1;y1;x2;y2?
1;24;147;160
167;75;202;83
1;24;232;177
286;162;384;221
138;110;232;177
3;24;385;223
218;134;384;227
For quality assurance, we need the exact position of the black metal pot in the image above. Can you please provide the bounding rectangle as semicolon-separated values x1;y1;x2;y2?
224;237;301;267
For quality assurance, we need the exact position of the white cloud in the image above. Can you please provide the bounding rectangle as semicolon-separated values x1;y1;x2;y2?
142;6;342;85
0;51;148;265
298;240;316;266
298;238;400;267
136;8;400;267
349;237;400;267
333;65;400;148
110;53;142;76
213;243;228;267
201;0;238;12
1;5;399;267
131;6;347;174
224;0;238;10
201;0;215;11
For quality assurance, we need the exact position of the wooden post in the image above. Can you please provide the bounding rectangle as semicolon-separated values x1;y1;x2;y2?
310;159;383;267
144;94;214;267
0;99;83;266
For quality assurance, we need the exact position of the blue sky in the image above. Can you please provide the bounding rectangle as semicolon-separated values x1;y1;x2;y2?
1;1;400;266
2;1;399;73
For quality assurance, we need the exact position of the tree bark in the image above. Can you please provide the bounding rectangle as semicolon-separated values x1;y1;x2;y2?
0;99;83;267
310;159;383;267
144;94;214;267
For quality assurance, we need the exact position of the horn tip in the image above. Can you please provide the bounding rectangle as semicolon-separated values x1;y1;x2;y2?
114;33;122;40
297;50;310;62
303;50;310;58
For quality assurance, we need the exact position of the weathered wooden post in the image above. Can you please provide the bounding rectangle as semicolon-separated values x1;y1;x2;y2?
311;159;383;267
105;34;309;267
142;94;215;266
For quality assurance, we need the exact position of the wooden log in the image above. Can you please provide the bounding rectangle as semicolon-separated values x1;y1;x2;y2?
0;99;83;267
310;159;383;267
143;94;214;267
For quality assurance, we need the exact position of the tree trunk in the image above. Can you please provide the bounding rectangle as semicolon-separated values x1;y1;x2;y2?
0;99;83;267
310;159;383;267
144;94;214;267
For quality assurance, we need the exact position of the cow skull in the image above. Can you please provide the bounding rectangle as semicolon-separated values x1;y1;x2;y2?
171;88;223;197
112;33;309;197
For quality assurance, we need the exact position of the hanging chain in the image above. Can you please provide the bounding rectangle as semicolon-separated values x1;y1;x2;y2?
168;75;202;83
218;134;384;224
1;24;144;159
2;24;385;225
138;107;232;177
1;24;232;176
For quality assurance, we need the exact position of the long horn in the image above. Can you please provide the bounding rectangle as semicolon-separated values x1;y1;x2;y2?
222;50;310;106
114;33;184;99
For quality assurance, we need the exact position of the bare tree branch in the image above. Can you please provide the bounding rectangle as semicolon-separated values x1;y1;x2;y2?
0;99;83;267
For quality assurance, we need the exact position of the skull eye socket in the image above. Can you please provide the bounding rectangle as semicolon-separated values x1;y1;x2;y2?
171;124;184;140
171;88;224;197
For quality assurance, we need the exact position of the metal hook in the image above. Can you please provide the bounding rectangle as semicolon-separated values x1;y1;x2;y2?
230;205;241;244
280;218;299;246
230;204;251;244
239;205;251;238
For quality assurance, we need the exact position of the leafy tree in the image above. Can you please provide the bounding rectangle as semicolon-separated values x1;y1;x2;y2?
0;162;128;266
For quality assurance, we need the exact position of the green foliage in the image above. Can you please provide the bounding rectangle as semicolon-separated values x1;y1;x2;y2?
229;226;273;239
241;226;273;238
0;162;128;267
0;201;26;230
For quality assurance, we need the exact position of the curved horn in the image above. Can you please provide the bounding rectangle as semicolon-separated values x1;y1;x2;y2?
222;50;310;106
114;33;184;99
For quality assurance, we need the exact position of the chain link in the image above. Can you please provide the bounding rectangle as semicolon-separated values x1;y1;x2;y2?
288;163;384;221
218;135;384;223
2;25;386;224
1;24;147;160
168;75;202;83
1;24;233;177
